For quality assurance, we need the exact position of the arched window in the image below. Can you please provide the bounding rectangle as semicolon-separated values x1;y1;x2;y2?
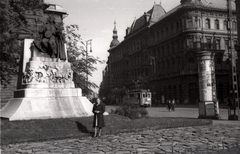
205;18;210;29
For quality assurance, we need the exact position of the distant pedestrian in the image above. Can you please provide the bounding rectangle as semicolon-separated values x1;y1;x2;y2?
167;99;171;111
92;98;105;137
171;99;176;112
227;97;233;116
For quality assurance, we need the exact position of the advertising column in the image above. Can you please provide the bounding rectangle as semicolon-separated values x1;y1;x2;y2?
197;51;219;119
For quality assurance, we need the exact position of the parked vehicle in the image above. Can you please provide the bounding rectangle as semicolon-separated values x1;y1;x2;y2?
124;89;152;107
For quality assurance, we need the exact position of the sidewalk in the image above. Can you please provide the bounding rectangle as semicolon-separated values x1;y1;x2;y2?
1;123;240;154
213;119;240;125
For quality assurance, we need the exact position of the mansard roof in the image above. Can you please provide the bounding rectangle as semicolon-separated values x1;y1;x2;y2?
200;0;236;10
151;0;236;27
129;4;166;34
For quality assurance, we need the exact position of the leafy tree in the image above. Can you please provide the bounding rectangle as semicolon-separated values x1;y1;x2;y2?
0;0;24;87
64;25;103;95
1;0;102;94
0;0;46;87
98;82;112;104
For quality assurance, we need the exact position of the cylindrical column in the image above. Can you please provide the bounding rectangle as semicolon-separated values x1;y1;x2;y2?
197;51;215;102
197;50;218;119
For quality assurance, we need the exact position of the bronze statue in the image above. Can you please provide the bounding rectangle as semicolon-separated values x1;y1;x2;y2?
34;16;66;61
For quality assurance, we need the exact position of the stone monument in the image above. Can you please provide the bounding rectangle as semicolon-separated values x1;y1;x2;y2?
0;3;94;121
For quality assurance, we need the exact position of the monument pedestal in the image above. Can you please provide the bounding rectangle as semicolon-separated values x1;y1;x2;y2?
1;87;94;121
198;101;219;119
0;39;98;121
1;94;93;121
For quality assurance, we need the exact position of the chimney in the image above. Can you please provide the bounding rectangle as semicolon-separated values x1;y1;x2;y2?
126;27;131;35
144;12;151;23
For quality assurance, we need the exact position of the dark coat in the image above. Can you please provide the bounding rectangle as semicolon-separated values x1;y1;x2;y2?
92;102;105;128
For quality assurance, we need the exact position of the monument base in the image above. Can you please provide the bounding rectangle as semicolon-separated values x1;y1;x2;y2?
198;115;220;119
228;107;239;120
0;96;94;121
228;115;238;120
198;101;220;120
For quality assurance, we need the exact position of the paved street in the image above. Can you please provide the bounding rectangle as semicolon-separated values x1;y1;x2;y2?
1;106;240;154
106;106;229;119
1;124;240;154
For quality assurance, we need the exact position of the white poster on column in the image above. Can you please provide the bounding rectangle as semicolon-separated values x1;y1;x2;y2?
198;60;213;101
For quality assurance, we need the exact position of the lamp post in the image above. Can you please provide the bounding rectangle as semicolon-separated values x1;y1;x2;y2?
234;0;240;120
85;39;92;97
227;0;239;120
150;56;157;106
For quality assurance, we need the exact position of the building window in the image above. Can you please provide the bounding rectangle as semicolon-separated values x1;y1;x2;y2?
234;40;238;46
162;46;165;56
206;38;212;49
177;41;180;52
171;25;174;34
215;19;219;30
172;42;175;53
188;37;193;48
187;18;193;28
157;48;160;57
224;20;228;30
167;45;170;54
157;32;160;41
232;21;237;31
215;39;220;50
205;18;210;29
176;22;179;32
153;49;156;56
195;16;201;28
225;40;229;52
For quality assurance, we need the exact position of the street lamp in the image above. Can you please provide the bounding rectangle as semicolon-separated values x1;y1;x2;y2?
150;56;157;105
85;39;92;97
227;0;239;120
235;0;240;121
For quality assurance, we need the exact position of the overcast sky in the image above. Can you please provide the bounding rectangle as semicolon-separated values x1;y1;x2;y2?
45;0;181;92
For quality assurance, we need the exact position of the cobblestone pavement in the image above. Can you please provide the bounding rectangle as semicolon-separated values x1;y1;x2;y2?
1;123;240;154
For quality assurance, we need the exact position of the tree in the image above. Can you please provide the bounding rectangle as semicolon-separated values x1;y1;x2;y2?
0;0;47;87
1;0;102;94
64;25;103;95
0;0;22;87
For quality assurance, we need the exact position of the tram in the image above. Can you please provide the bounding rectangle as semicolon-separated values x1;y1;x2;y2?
124;89;152;107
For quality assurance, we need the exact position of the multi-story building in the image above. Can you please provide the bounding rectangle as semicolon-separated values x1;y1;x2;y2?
102;0;238;105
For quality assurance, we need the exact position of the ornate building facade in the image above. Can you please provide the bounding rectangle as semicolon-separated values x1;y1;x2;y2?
101;0;238;105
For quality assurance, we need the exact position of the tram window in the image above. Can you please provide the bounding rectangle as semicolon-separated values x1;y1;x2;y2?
138;93;140;98
129;94;134;98
142;93;146;98
147;93;151;98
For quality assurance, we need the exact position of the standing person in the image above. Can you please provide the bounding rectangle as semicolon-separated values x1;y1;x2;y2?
227;97;233;116
167;99;171;111
92;98;105;137
171;99;175;112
